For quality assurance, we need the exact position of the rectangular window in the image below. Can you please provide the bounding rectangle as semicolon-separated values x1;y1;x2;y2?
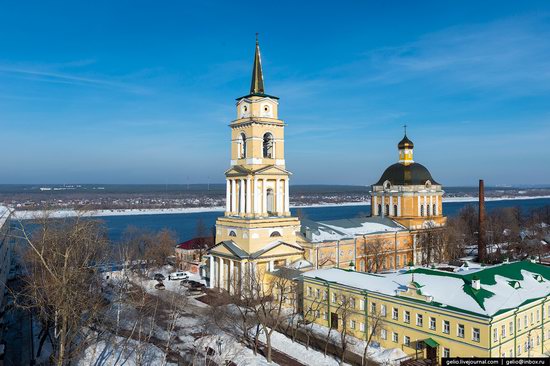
537;309;540;322
429;317;436;330
315;310;320;318
323;312;328;320
307;287;312;297
509;321;513;335
518;345;521;355
501;324;506;338
371;303;377;314
404;336;410;346
381;329;387;339
350;320;356;329
404;311;410;323
530;313;534;324
416;314;423;327
524;315;527;328
323;290;328;300
473;328;480;342
315;288;320;298
360;322;365;332
392;332;398;343
518;318;521;330
457;324;465;338
381;304;387;317
332;293;337;303
359;299;365;310
443;348;450;358
392;308;399;320
443;320;450;334
349;297;355;309
493;328;498;341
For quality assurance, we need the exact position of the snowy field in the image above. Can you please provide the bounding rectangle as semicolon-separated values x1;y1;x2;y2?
93;265;407;366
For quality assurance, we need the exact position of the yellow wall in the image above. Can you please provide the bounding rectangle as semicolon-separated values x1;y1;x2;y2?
302;278;547;362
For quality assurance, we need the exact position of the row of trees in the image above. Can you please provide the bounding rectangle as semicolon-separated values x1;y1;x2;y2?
11;215;183;366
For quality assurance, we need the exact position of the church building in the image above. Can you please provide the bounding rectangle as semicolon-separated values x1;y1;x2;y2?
299;132;447;271
206;38;304;291
205;38;448;292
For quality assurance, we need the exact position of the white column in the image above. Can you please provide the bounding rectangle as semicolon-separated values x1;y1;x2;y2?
381;194;385;217
246;178;251;214
373;195;378;215
225;180;230;213
219;257;224;290
239;179;245;215
262;178;267;215
435;195;439;215
429;195;433;216
209;255;215;288
389;195;393;216
269;260;274;272
253;178;259;215
244;262;246;291
229;259;234;294
397;196;401;217
424;195;427;216
417;195;421;216
284;179;290;213
276;179;282;215
231;179;236;214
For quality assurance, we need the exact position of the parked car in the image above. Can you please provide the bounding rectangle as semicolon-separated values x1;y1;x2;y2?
154;282;166;290
153;273;165;281
180;279;189;286
188;281;206;290
168;271;189;281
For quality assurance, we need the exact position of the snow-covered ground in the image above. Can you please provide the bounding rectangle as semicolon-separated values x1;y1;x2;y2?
12;195;550;220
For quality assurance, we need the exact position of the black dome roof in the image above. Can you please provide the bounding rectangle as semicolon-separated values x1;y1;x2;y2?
398;134;414;149
375;162;439;186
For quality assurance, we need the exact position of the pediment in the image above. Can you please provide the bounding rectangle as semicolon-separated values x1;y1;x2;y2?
254;165;291;176
250;241;304;259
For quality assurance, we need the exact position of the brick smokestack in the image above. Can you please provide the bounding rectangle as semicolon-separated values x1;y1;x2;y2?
478;179;486;263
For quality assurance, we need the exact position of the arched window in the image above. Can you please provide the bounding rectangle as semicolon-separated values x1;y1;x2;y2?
427;205;431;216
377;204;382;216
229;230;237;237
393;205;398;217
239;133;247;158
420;205;424;217
266;188;274;215
270;231;281;237
263;133;274;158
433;204;437;216
385;204;389;216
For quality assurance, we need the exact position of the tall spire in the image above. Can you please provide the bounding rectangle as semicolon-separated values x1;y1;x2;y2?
250;33;265;95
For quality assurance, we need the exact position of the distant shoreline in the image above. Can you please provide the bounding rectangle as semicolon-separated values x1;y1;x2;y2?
10;195;550;220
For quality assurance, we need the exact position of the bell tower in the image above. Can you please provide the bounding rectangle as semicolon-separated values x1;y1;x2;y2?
208;37;304;291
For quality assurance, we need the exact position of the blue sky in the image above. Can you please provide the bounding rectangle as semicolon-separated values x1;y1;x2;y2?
1;1;549;186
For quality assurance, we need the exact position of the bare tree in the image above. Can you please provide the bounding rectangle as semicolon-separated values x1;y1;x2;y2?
362;309;387;366
13;215;109;366
363;238;389;272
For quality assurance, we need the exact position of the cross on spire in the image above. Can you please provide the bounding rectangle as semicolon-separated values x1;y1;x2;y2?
403;124;407;136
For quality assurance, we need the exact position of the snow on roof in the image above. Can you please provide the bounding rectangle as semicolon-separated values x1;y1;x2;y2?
302;216;404;242
304;261;550;317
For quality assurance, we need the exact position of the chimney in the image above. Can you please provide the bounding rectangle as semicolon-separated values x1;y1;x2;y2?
478;179;486;263
471;276;481;290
